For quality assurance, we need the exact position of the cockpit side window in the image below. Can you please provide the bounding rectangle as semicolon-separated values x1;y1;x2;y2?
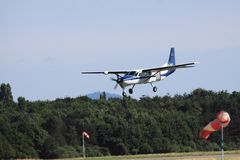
125;71;139;76
129;71;136;76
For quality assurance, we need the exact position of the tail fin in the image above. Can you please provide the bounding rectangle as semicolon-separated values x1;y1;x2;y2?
168;48;175;65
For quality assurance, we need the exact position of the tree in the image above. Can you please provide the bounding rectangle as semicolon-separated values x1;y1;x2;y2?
43;115;66;145
1;84;240;158
17;97;27;110
40;137;59;158
0;83;13;103
139;143;153;154
100;92;107;100
0;134;16;159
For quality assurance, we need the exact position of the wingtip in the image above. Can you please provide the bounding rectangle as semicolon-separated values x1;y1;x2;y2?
194;62;200;64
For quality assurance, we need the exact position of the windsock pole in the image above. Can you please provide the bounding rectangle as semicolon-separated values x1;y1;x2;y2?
82;133;85;159
221;123;224;160
199;111;230;160
82;131;90;159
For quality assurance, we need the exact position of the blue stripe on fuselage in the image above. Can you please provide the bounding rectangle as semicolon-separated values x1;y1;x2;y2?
122;75;152;81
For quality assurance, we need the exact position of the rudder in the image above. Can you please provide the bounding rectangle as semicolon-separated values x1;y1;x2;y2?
168;48;175;65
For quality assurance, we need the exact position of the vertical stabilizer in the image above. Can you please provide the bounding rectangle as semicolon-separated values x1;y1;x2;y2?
168;48;175;65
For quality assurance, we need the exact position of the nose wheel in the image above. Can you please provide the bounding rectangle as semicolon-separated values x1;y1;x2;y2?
122;91;127;97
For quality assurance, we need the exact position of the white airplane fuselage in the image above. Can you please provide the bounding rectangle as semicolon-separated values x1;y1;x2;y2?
119;67;175;88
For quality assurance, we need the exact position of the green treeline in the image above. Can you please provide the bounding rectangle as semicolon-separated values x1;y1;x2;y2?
0;83;240;159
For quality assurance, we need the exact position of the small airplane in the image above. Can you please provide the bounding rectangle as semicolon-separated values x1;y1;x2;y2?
82;48;198;96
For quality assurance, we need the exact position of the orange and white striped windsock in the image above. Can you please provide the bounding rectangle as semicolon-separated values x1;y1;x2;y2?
82;131;90;139
199;111;230;139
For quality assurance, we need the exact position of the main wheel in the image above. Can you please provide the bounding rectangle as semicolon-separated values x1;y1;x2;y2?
129;88;133;94
153;86;157;92
122;91;127;97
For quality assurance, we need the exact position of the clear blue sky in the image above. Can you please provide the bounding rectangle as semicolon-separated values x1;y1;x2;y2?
1;0;240;101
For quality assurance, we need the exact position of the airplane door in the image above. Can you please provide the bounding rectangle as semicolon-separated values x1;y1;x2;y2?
155;72;161;80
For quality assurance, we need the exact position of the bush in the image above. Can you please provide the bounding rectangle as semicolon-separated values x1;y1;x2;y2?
86;146;110;157
54;145;79;158
139;143;153;154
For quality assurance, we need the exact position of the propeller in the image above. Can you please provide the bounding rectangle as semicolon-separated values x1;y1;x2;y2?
110;75;122;89
110;77;117;82
114;83;118;90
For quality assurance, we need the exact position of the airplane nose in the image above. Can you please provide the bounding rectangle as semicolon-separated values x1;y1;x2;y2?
117;78;123;83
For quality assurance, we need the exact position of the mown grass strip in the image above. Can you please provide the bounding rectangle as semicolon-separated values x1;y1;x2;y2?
59;150;240;160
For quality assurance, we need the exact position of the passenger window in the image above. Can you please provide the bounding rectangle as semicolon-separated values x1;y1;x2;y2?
140;71;151;76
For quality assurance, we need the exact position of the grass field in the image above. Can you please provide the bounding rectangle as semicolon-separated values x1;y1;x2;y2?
60;150;240;160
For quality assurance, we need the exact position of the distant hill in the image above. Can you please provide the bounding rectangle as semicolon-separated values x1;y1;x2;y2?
86;91;122;100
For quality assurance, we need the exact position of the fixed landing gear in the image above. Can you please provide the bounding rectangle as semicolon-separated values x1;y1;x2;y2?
122;91;127;97
129;88;133;94
153;86;157;92
128;85;135;94
150;83;157;92
122;85;135;96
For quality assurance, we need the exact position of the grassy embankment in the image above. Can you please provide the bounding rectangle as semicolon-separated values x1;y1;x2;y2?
60;150;240;160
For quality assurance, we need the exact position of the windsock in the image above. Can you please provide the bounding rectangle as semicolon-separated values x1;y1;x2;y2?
199;111;230;139
82;131;90;139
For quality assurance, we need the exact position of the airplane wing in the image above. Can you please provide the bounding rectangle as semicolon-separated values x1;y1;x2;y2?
142;62;199;72
82;62;199;75
140;62;199;83
82;71;129;75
